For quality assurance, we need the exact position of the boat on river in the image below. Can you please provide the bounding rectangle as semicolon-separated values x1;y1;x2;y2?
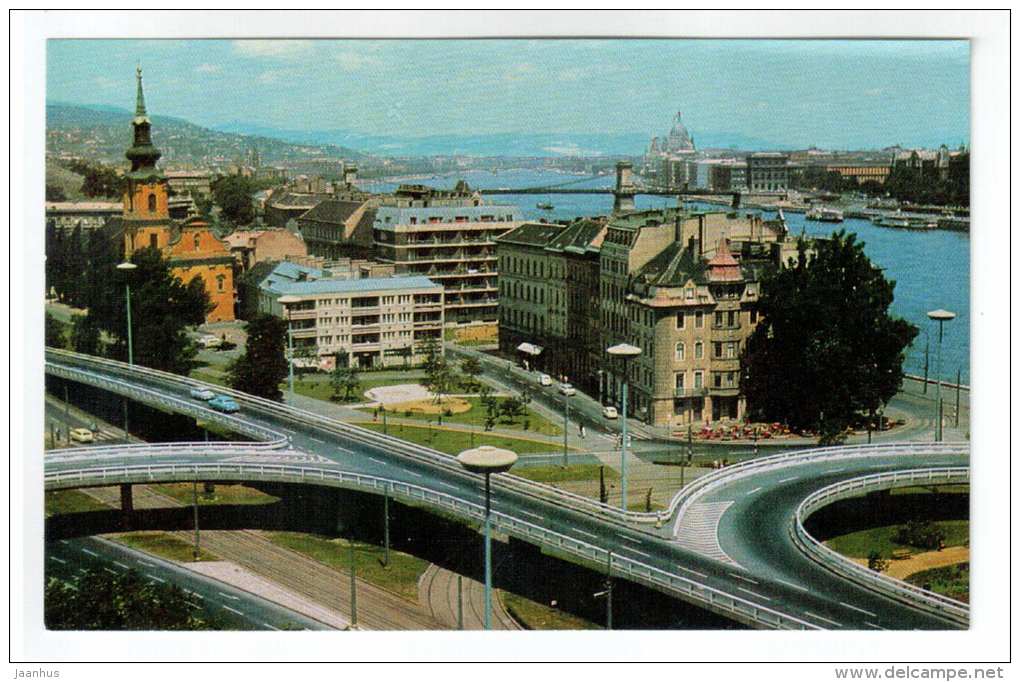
536;202;554;210
806;207;844;223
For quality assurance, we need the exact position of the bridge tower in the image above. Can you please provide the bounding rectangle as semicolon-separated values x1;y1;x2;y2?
613;161;636;214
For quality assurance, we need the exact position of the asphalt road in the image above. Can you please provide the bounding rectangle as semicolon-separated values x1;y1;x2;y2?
45;351;969;630
45;536;331;631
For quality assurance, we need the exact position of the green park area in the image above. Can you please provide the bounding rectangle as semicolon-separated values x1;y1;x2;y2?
905;563;969;603
500;591;600;630
45;490;110;517
513;463;616;484
359;422;566;456
266;531;429;602
358;396;563;436
824;519;969;560
115;531;218;563
150;483;280;507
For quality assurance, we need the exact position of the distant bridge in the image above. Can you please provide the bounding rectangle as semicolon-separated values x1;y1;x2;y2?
478;185;744;206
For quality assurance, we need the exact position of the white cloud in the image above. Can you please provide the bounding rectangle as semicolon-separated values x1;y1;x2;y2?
232;40;314;59
196;63;221;74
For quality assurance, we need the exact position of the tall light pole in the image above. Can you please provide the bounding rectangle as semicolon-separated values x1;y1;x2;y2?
456;446;518;630
562;392;571;468
116;262;137;365
927;309;956;442
607;343;641;511
278;295;300;403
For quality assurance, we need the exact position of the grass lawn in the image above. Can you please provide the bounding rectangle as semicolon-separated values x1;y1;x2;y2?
45;490;111;517
150;483;279;507
266;531;428;602
361;396;563;436
500;591;600;630
115;531;218;563
627;499;667;513
824;520;969;560
514;464;618;484
359;422;564;456
189;366;229;387
905;563;969;603
287;370;428;403
890;485;970;496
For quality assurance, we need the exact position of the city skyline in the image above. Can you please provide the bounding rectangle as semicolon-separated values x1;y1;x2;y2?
47;39;969;151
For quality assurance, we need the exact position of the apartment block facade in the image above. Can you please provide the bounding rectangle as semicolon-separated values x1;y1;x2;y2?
259;261;444;370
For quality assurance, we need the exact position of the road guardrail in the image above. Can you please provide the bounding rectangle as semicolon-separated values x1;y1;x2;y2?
790;467;970;627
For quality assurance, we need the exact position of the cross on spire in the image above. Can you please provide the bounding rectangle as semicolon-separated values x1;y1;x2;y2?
134;65;148;121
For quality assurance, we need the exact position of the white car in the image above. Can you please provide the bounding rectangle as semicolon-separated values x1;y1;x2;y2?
69;427;94;444
558;383;576;397
190;386;216;401
602;406;618;419
538;373;553;386
198;334;222;349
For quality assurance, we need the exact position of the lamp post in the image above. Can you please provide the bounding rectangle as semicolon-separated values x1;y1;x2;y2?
456;446;518;630
116;262;137;365
562;392;571;468
927;309;956;442
278;295;300;403
607;343;641;511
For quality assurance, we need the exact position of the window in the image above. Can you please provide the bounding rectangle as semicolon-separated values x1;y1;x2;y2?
694;371;703;389
675;342;685;361
147;193;156;213
715;311;724;327
194;234;201;251
676;312;685;330
750;309;759;324
714;342;723;358
695;311;704;328
216;274;225;292
149;233;158;249
685;288;694;300
725;341;738;359
675;372;685;391
714;372;722;388
695;341;703;359
728;310;737;327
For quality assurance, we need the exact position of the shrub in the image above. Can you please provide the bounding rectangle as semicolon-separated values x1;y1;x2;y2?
895;519;946;550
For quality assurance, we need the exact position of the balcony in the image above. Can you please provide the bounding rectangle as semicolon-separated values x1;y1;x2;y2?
709;385;741;397
675;387;708;398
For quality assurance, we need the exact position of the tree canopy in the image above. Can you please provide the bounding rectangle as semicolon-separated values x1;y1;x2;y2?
211;175;256;226
227;313;289;401
741;231;917;443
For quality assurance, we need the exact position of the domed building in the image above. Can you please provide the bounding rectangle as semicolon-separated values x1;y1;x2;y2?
642;111;698;189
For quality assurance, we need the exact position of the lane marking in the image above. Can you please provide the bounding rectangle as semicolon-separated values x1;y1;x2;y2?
864;622;887;630
218;591;240;601
840;602;878;618
263;623;281;631
729;572;759;585
49;556;67;564
616;532;642;544
778;476;798;483
828;467;846;473
623;547;652;559
114;561;130;570
146;574;166;583
59;540;70;545
103;568;118;575
81;548;99;557
736;586;771;601
804;611;843;628
369;457;386;465
401;468;423;478
776;578;808;592
437;481;458;490
571;527;599;539
519;510;543;520
677;566;708;578
223;605;244;616
746;487;762;496
186;591;205;600
136;559;155;568
186;601;201;609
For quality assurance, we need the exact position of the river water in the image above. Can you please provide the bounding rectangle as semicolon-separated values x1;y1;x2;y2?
362;169;970;383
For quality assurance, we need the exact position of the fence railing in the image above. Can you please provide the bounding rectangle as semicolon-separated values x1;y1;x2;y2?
790;467;970;627
44;459;817;631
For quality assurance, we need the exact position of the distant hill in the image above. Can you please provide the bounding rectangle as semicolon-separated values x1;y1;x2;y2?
46;102;369;168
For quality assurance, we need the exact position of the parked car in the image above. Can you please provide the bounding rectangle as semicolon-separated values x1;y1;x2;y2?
208;395;240;413
198;334;222;349
538;373;553;386
558;383;577;397
190;386;216;401
602;406;618;419
69;427;94;444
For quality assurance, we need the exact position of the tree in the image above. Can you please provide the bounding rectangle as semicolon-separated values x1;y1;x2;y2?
45;569;218;630
329;361;361;402
421;335;455;409
460;356;483;393
741;232;917;442
86;247;211;373
46;184;67;202
70;314;102;355
499;396;525;424
867;551;890;573
227;314;289;401
211;175;255;226
45;313;66;348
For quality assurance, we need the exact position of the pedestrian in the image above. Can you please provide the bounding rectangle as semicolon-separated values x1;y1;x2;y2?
579;424;586;439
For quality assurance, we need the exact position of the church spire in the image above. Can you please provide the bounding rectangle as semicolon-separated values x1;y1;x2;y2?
125;65;162;176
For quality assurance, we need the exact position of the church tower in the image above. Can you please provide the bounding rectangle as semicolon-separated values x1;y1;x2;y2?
123;67;171;257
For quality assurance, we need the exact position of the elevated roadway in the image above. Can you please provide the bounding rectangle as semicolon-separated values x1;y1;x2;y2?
44;349;969;630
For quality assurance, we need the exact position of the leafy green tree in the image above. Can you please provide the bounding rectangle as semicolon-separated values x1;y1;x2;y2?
867;551;890;573
85;247;211;373
741;232;917;442
211;175;255;226
329;361;361;402
422;335;455;408
45;313;66;348
45;569;218;630
499;396;525;424
70;314;102;355
46;184;67;201
459;356;483;393
227;314;288;400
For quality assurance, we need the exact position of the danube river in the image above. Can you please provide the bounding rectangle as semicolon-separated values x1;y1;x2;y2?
362;169;970;383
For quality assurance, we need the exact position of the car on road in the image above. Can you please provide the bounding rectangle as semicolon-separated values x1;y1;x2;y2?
69;427;94;444
558;383;576;396
538;373;552;386
190;386;216;401
602;406;618;419
208;395;240;413
197;334;222;349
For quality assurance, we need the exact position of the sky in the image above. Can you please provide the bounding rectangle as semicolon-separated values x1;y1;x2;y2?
46;39;970;149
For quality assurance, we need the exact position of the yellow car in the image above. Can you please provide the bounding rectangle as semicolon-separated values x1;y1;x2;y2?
69;427;94;444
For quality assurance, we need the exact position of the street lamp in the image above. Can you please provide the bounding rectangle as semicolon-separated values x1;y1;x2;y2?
607;343;641;511
927;309;956;442
116;262;137;365
456;445;518;630
278;295;300;402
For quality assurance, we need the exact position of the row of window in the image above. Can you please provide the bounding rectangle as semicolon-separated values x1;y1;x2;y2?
674;370;738;390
